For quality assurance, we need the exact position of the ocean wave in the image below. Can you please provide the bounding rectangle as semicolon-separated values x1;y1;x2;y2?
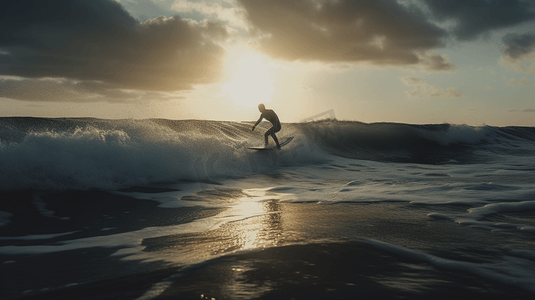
294;120;534;163
0;117;533;191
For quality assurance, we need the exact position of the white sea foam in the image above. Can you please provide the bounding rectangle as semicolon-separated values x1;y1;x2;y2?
416;124;491;146
468;201;535;216
428;200;535;233
363;238;535;293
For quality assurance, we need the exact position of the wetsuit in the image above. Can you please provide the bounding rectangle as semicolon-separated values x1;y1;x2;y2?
253;109;281;147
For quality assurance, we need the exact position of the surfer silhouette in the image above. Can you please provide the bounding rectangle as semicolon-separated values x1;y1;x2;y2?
252;103;281;149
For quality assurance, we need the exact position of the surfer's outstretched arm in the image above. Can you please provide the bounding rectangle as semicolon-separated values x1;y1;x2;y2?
252;116;263;131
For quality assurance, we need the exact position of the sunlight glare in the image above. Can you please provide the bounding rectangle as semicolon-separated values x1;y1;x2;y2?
224;53;273;108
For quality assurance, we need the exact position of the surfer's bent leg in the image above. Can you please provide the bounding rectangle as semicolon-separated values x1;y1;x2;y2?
265;125;281;148
264;127;273;146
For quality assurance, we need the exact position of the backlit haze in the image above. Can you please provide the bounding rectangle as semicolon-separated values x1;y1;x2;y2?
1;0;535;126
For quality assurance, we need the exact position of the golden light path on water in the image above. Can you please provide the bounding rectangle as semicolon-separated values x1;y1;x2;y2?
230;189;288;251
134;187;297;300
199;187;292;256
0;186;300;270
118;186;298;266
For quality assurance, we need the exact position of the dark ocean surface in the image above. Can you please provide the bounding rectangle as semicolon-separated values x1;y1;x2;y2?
1;117;534;299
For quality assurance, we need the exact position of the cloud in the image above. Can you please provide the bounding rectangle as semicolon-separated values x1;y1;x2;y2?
423;0;535;40
0;0;229;94
119;0;171;21
237;0;454;71
501;33;535;73
508;108;535;113
170;0;248;29
0;76;176;103
507;77;535;87
401;77;462;98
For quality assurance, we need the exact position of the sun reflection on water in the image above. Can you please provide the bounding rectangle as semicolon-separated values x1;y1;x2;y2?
138;187;292;265
223;189;285;251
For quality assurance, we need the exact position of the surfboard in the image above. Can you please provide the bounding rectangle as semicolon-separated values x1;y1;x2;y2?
249;136;294;150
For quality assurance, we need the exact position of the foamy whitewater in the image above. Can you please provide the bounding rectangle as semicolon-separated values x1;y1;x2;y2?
1;117;534;299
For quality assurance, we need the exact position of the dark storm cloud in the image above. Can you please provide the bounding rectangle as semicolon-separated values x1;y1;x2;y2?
503;33;535;59
237;0;535;70
423;0;535;40
501;33;535;73
237;0;453;71
0;77;173;103
0;0;228;93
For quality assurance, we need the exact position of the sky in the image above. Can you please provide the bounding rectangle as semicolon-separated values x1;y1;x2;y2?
1;0;535;126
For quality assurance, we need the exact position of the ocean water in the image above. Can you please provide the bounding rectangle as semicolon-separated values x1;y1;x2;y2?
1;117;534;299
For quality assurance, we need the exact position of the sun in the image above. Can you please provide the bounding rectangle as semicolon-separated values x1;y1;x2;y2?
224;52;273;108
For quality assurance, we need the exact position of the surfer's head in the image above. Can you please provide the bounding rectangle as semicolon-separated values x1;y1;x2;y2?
258;103;265;112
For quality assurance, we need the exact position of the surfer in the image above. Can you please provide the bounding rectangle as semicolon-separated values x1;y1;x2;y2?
252;103;281;149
